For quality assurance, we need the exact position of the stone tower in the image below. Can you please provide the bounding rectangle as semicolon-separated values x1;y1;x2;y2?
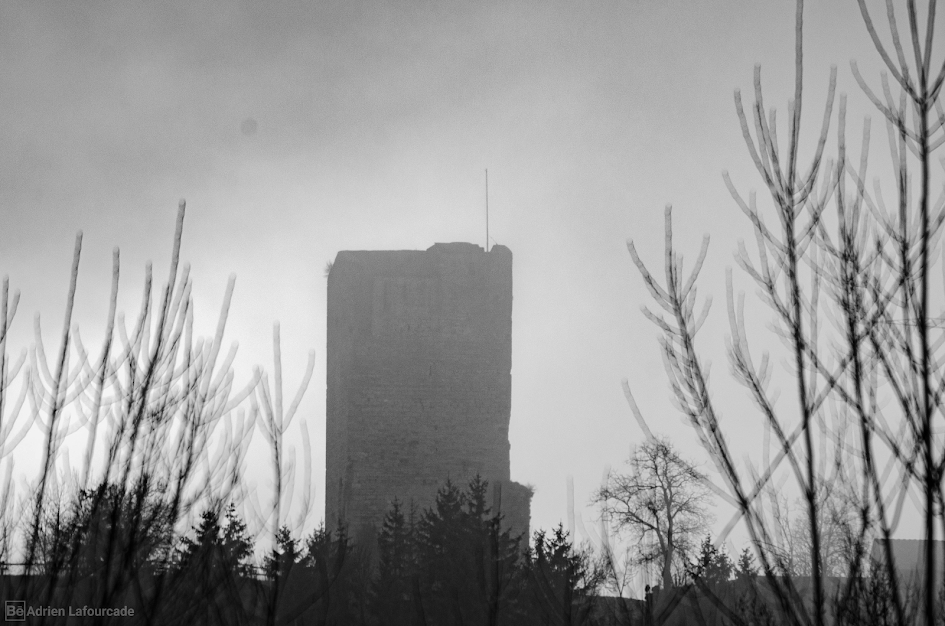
325;242;531;541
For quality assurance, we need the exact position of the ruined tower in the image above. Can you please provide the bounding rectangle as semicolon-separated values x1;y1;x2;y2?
325;242;531;541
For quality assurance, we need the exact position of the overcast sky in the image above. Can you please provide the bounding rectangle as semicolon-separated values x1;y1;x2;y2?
0;0;934;554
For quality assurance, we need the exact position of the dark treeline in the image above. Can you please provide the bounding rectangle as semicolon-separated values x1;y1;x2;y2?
14;466;916;626
3;474;609;626
364;475;603;626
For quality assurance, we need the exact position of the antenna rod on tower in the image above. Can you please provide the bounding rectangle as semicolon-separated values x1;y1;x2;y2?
485;169;489;252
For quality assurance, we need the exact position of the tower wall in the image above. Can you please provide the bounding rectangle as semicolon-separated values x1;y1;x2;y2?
325;242;530;540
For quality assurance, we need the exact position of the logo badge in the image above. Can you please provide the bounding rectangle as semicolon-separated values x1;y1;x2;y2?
4;601;24;622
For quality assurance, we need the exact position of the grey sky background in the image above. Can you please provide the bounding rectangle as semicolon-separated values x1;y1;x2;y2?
0;0;932;553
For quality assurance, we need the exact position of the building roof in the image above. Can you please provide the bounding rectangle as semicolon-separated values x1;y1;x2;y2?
871;539;945;575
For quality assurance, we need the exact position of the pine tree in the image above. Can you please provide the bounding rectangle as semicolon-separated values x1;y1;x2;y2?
413;476;525;625
735;546;758;583
372;499;417;625
733;546;774;625
264;525;301;580
528;524;603;626
690;535;733;586
176;508;222;575
175;503;255;582
222;502;255;577
302;523;359;624
415;479;468;623
172;503;256;625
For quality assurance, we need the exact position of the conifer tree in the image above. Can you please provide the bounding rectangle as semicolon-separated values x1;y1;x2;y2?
221;502;255;577
689;535;733;587
301;523;362;625
171;503;256;625
527;524;603;626
413;476;525;625
264;525;301;580
734;547;757;583
372;498;417;625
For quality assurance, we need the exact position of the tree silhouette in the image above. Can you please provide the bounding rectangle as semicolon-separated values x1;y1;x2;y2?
176;503;254;579
526;524;604;626
264;525;301;581
594;437;712;591
371;498;418;625
31;474;175;619
171;502;256;625
414;476;524;625
734;547;757;584
297;523;365;625
689;535;733;588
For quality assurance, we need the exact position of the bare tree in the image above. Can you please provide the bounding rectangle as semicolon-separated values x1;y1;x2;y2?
0;200;319;624
254;321;315;626
624;0;945;625
762;482;865;580
594;437;713;592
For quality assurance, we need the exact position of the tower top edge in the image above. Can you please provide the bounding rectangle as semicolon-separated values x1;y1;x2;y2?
333;243;511;261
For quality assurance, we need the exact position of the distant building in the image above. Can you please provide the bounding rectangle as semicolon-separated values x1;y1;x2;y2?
871;539;945;590
325;242;531;543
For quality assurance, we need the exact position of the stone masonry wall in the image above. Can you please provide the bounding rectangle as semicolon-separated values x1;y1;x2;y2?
325;242;530;542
